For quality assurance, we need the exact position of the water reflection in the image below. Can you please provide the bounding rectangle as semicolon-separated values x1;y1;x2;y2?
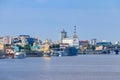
43;56;51;71
43;56;51;61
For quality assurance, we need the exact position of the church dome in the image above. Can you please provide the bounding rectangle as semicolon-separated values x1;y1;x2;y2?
73;34;78;38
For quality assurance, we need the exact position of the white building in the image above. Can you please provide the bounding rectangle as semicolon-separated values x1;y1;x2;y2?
12;35;29;47
90;39;97;45
62;38;74;46
60;29;67;43
72;28;79;47
0;36;11;44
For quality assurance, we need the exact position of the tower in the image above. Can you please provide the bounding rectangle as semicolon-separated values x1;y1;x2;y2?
60;29;67;43
73;26;78;38
73;26;79;47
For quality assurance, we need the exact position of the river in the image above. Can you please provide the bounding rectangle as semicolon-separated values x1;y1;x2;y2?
0;55;120;80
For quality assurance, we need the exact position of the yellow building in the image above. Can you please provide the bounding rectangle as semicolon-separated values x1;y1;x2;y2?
0;43;4;50
96;46;103;50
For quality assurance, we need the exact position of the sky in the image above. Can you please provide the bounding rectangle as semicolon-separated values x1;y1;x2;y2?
0;0;120;42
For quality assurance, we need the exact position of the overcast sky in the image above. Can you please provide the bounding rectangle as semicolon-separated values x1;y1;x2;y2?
0;0;120;42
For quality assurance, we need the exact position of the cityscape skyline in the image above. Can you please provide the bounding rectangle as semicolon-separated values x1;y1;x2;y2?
0;0;120;42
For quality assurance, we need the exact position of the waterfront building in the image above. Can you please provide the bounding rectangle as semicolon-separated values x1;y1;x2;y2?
96;42;112;46
0;43;4;52
19;35;30;38
12;37;26;47
0;36;11;45
27;38;35;45
62;38;74;46
60;29;67;43
79;40;89;46
115;41;120;45
96;45;103;50
19;35;30;46
12;35;32;47
90;38;97;45
20;37;28;47
0;36;11;53
12;36;21;44
31;43;39;51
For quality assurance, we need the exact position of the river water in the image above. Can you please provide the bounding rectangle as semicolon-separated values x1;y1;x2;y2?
0;55;120;80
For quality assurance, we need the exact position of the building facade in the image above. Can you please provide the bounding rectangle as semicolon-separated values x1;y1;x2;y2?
0;36;11;45
60;29;67;43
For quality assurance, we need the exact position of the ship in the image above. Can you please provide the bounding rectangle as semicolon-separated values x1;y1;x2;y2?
53;46;78;56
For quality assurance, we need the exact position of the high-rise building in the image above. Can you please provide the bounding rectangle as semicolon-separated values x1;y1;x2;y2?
60;29;67;43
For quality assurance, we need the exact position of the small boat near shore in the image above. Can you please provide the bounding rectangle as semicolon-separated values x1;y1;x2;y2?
0;53;6;59
14;52;26;59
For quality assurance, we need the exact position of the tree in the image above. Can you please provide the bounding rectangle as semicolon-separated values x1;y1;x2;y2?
91;45;96;51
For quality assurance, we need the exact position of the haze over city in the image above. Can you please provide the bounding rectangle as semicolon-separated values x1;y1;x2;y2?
0;0;120;42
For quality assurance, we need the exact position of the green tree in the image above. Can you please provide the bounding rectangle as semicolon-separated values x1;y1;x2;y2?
91;45;96;51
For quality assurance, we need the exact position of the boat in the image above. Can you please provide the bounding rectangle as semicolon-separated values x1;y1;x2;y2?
0;53;6;59
53;47;78;56
14;52;26;59
61;47;78;56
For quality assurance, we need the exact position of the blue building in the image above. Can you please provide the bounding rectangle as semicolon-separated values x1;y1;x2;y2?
96;42;112;46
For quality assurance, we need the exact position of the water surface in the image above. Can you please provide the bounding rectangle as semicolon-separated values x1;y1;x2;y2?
0;55;120;80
